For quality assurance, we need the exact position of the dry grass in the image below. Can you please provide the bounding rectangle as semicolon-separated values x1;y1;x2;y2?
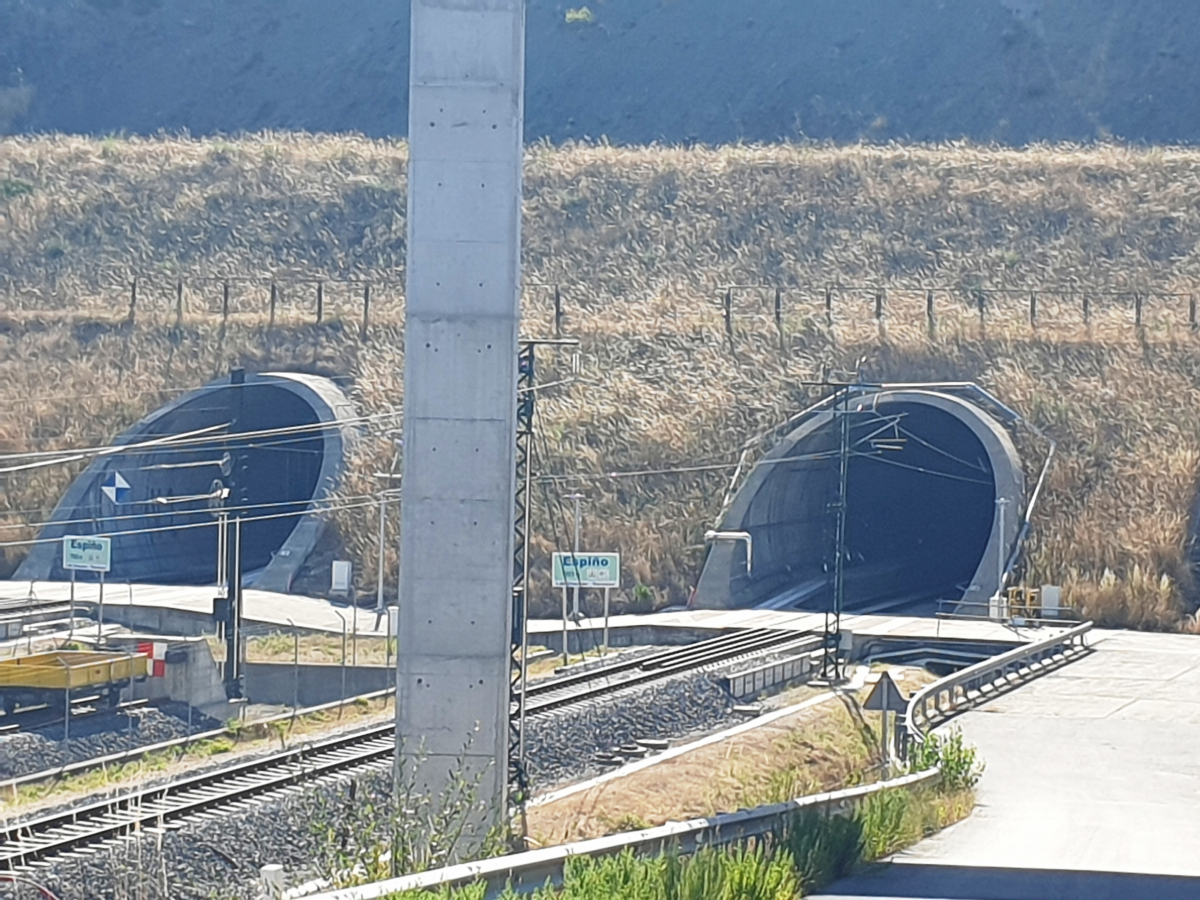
528;669;938;845
525;697;875;846
246;632;393;666
2;136;1200;626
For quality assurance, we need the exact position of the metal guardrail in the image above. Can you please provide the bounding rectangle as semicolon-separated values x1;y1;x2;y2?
905;621;1093;744
303;767;942;900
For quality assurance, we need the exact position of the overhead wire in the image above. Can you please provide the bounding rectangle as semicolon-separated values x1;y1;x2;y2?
0;490;391;535
0;495;379;551
0;409;400;465
849;449;994;486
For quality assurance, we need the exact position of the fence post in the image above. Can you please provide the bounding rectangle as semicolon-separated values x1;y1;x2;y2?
875;289;884;320
774;287;783;346
825;286;833;327
174;279;184;328
1191;295;1197;331
1082;293;1090;326
926;289;935;336
361;283;371;339
554;285;563;338
723;288;734;349
977;291;986;326
269;282;278;328
222;280;231;323
316;281;324;323
127;277;138;325
1134;293;1143;328
1030;291;1037;328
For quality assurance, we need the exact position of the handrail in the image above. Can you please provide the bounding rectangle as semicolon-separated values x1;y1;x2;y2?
302;767;942;900
905;621;1092;745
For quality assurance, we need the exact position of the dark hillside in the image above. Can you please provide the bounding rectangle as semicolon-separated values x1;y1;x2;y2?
2;0;1199;144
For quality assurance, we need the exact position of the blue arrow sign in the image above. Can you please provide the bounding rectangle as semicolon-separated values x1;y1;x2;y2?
101;471;131;504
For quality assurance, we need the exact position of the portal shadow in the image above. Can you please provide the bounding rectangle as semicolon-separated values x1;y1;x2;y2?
814;862;1200;900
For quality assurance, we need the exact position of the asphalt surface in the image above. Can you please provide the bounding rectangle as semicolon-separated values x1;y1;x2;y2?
814;629;1200;899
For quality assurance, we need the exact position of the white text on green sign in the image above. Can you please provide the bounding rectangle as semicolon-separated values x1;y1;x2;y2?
552;552;620;588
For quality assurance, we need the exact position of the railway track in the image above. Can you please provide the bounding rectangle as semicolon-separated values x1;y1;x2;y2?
0;723;397;870
521;628;819;715
0;627;815;868
0;697;150;735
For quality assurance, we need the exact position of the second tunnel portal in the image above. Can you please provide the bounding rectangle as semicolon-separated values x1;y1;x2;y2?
693;388;1025;617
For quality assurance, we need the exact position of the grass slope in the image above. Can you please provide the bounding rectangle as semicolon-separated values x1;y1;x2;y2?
1;135;1199;627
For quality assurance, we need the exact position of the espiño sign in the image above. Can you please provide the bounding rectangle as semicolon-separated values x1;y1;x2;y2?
552;552;620;589
62;535;112;573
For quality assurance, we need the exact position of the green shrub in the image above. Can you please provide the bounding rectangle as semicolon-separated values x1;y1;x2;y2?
779;808;862;891
378;779;972;900
907;727;983;792
0;178;33;199
859;789;912;860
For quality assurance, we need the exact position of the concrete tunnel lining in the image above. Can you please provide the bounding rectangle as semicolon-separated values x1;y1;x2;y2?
15;372;355;592
693;390;1024;615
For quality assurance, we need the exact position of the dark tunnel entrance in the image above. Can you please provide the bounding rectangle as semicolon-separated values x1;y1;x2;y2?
17;373;350;590
695;391;1022;616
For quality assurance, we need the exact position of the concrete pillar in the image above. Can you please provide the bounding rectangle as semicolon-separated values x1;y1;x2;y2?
397;0;525;825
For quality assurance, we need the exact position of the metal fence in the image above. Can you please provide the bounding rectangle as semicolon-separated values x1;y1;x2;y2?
717;283;1200;349
4;277;1197;342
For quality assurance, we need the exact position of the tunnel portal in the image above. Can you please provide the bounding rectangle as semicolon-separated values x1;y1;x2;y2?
694;389;1024;616
16;372;354;592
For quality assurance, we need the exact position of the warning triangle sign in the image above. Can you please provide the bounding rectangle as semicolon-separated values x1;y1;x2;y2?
863;671;907;712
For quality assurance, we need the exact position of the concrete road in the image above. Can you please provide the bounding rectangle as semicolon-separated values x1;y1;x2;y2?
814;629;1200;899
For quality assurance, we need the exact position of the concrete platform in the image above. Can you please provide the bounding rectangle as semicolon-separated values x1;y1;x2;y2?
814;628;1200;898
0;581;387;637
528;607;1069;654
0;582;1073;652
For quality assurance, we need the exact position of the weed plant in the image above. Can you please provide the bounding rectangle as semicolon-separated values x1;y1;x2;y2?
906;728;984;792
309;738;510;887
383;785;967;899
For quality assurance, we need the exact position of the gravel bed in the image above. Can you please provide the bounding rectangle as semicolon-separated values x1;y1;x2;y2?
523;669;737;789
12;767;387;900
0;704;221;780
15;671;744;899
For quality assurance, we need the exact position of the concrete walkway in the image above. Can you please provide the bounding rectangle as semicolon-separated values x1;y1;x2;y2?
815;628;1200;899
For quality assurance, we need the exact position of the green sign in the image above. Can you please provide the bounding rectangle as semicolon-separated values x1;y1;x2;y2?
552;552;620;589
62;535;111;573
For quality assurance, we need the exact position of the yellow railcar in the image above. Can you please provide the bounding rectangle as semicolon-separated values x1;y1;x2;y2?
0;650;149;714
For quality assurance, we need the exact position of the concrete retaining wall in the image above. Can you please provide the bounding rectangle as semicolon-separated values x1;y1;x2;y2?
243;662;392;708
104;635;231;719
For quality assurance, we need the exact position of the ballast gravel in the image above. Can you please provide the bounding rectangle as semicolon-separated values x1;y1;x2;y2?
0;704;221;780
16;670;749;900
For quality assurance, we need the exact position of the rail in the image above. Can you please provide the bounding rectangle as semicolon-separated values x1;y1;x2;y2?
0;686;396;791
0;721;399;866
302;767;942;900
905;621;1093;744
522;629;806;715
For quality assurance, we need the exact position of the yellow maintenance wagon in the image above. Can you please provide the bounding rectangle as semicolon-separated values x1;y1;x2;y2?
0;650;149;714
